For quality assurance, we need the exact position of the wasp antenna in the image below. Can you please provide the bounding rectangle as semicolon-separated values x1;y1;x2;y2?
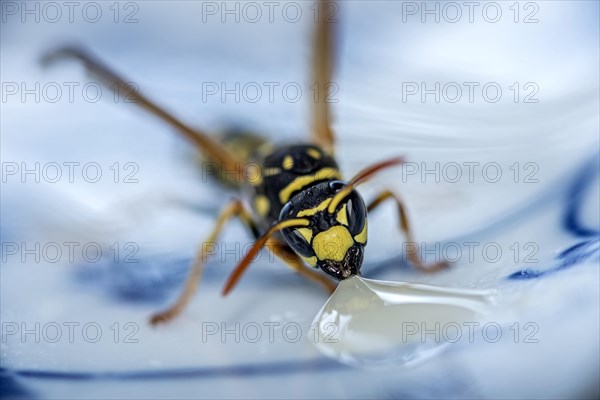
327;156;405;214
349;156;405;186
222;218;310;296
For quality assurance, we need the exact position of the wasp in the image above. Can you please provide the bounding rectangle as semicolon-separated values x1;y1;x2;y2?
42;0;447;325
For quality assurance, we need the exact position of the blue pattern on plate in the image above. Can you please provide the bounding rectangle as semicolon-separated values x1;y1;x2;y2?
507;237;599;280
0;359;348;381
563;153;600;237
73;255;191;303
0;371;35;399
508;152;599;280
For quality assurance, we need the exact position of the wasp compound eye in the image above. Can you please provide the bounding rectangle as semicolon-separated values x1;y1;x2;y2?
330;187;367;238
279;201;294;220
343;192;367;237
281;226;316;258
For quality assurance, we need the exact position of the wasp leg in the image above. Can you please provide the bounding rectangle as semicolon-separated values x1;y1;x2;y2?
41;46;243;179
221;218;336;296
367;190;449;272
150;200;258;325
310;0;336;155
264;239;337;294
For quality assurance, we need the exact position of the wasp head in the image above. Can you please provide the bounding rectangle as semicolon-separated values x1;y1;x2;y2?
279;180;368;280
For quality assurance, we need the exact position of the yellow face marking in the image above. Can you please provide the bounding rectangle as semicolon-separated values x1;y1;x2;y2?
279;167;342;203
263;167;282;177
282;155;294;170
296;227;313;243
354;221;368;244
313;226;354;262
307;148;321;159
336;204;348;226
254;195;270;217
301;255;318;267
297;198;331;217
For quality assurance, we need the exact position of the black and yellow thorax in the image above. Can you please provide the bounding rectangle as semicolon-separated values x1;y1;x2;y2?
248;144;342;228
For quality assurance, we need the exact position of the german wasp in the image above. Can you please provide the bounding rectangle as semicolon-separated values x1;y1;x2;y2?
42;0;448;325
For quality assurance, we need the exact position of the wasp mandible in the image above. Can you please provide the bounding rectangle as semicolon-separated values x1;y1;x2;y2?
42;0;448;325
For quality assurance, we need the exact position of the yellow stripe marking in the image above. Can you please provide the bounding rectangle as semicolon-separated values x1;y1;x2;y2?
254;195;270;217
313;226;353;262
336;204;348;226
297;198;331;217
282;155;294;170
296;227;313;243
354;221;368;244
263;167;282;177
307;148;321;159
276;218;310;230
279;167;342;203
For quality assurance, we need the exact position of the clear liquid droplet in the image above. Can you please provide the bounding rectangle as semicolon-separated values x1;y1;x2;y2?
311;276;496;367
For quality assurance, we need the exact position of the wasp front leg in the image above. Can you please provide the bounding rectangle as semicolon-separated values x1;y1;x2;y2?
221;221;337;296
367;190;449;272
150;199;259;325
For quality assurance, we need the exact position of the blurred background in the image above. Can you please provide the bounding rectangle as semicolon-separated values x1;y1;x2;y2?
1;1;599;399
